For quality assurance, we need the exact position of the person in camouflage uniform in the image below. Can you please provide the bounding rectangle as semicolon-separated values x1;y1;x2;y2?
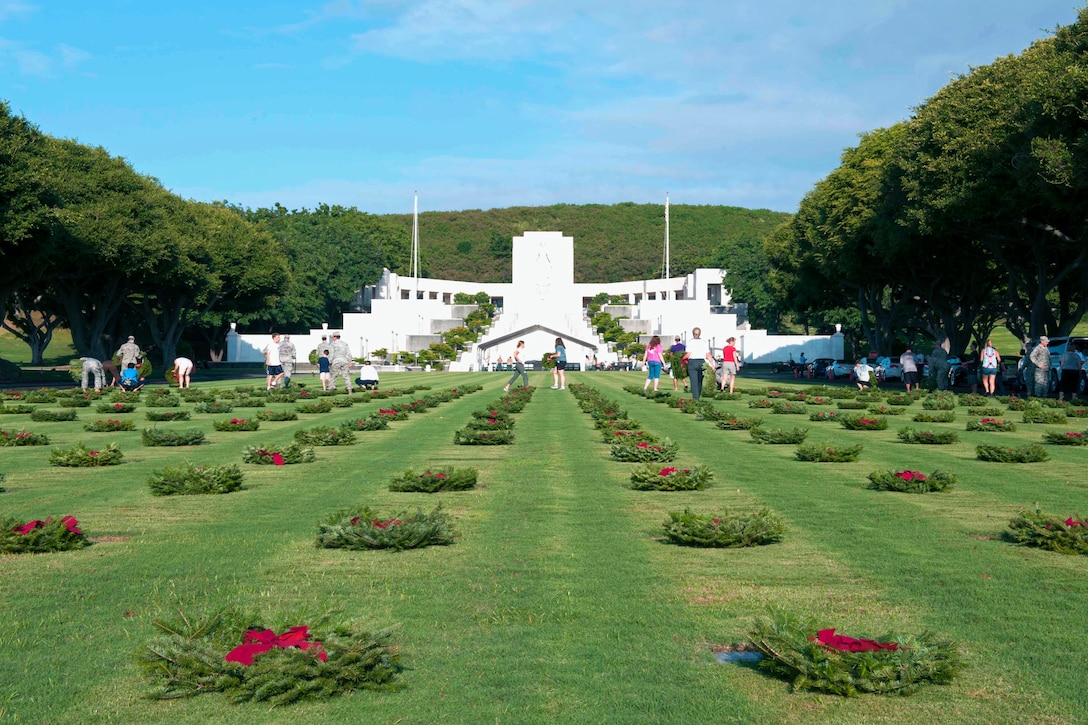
116;336;141;369
279;334;297;388
930;343;950;391
328;333;353;394
80;357;105;392
1028;337;1052;398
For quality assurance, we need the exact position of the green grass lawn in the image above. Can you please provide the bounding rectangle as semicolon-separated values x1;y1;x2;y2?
1;372;1087;723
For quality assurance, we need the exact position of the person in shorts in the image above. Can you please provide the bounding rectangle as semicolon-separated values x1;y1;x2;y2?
172;356;194;389
979;340;1001;396
549;337;567;389
264;332;284;389
900;347;919;393
318;350;332;391
720;337;740;394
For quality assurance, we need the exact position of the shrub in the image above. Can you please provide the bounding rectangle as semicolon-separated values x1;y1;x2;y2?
30;408;77;422
242;443;316;465
606;429;659;445
749;427;808;444
388;467;478;492
256;409;298;422
142;428;206;447
316;505;456;551
1066;407;1088;418
795;443;863;462
148;462;245;496
836;401;868;410
294;427;357;446
884;393;914;406
662;508;785;547
747;610;963;696
49;442;124;467
213;418;261;432
0;429;50;446
868;405;905;416
896;428;959;445
0;515;90;553
975;444;1049;463
1042;430;1088;446
840;416;888;431
912;411;956;423
84;418;136;432
748;399;775;409
629;464;713;491
1007;510;1088;556
610;438;679;462
135;608;401;705
867;469;956;493
145;410;191;422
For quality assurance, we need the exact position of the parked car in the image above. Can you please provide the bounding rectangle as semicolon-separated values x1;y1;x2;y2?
828;360;855;379
809;358;836;377
875;356;902;381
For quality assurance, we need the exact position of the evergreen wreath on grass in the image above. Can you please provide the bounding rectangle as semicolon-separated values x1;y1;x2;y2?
868;405;905;416
340;415;389;432
135;608;402;705
145;409;191;422
109;389;142;402
388;467;478;492
453;427;514;445
242;443;316;465
967;406;1005;417
630;464;713;491
316;505;456;550
694;406;731;423
1007;509;1088;556
840;416;888;431
1065;406;1088;418
883;393;914;406
194;401;234;414
958;393;988;407
922;395;957;411
662;507;785;547
148;461;245;496
0;429;50;446
716;415;763;430
179;389;214;403
749;426;809;444
1;515;89;553
836;401;868;410
463;416;515;432
748;398;775;409
912;411;956;423
232;397;266;408
145;390;181;408
84;418;135;432
1041;430;1088;446
296;400;334;414
49;442;124;467
257;409;299;421
57;397;91;408
213;417;260;432
867;469;956;493
142;428;206;447
965;417;1016;432
375;407;410;421
1022;405;1068;424
610;438;679;462
808;410;841;422
22;389;57;403
746;610;963;697
795;443;863;462
975;443;1049;463
0;404;34;415
30;408;77;422
605;429;659;444
97;401;136;414
772;401;807;415
471;409;514;424
896;428;959;445
294;426;357;446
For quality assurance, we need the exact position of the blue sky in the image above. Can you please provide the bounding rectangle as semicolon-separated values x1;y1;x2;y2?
1;1;1081;214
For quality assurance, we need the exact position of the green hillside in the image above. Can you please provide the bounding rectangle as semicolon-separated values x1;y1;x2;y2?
386;203;791;284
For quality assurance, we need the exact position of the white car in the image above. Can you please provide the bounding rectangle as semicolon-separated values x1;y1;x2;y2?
875;356;902;381
829;360;855;379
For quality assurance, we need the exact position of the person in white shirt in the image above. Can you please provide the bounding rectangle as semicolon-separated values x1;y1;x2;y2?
854;359;874;390
684;327;715;400
263;332;284;390
356;361;380;390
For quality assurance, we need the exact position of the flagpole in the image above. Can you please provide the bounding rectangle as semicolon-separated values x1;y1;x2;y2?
412;191;420;295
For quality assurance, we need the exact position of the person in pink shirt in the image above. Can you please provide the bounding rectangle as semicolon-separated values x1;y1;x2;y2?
719;337;741;393
642;335;664;391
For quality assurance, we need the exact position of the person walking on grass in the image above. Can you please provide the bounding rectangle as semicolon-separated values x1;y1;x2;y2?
642;335;664;392
669;336;687;392
549;337;567;390
279;334;296;388
504;340;528;392
264;332;285;390
719;336;740;394
685;327;713;400
318;350;332;391
328;332;353;394
980;340;1001;396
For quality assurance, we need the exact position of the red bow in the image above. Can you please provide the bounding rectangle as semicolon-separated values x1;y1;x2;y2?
12;515;82;536
225;626;327;666
813;628;898;652
1065;517;1084;527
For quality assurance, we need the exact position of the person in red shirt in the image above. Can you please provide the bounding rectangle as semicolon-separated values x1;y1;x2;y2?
720;337;740;393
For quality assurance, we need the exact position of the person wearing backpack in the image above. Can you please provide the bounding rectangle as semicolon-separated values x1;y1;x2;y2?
980;340;1001;396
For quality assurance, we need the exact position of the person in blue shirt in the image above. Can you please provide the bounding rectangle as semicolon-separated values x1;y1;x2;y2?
120;362;144;391
318;351;332;391
549;337;567;390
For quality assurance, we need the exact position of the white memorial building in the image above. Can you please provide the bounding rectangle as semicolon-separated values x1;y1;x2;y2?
229;230;843;370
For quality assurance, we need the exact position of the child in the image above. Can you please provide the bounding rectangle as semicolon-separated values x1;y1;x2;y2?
854;359;874;390
318;351;332;391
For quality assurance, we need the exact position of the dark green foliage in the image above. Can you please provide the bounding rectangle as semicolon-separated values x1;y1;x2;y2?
135;608;402;705
747;611;963;696
257;409;299;422
148;461;245;496
388;467;478;493
195;401;234;414
610;438;678;462
145;389;181;408
340;415;389;431
296;400;334;414
48;441;124;466
97;401;136;414
749;427;808;444
0;515;90;553
967;406;1005;417
922;395;957;411
867;469;956;493
809;411;841;422
213;417;260;432
57;397;91;407
142;428;206;447
294;426;357;446
795;443;863;462
662;508;785;547
975;444;1049;463
1042;430;1088;445
242;443;316;465
966;417;1016;431
717;415;764;430
0;404;34;414
145;410;191;422
772;401;807;415
913;411;956;423
30;408;77;422
896;428;958;444
453;427;514;445
835;401;868;410
0;429;50;445
83;418;136;432
840;416;888;431
1008;510;1088;556
316;505;456;551
1021;405;1068;424
629;464;713;491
